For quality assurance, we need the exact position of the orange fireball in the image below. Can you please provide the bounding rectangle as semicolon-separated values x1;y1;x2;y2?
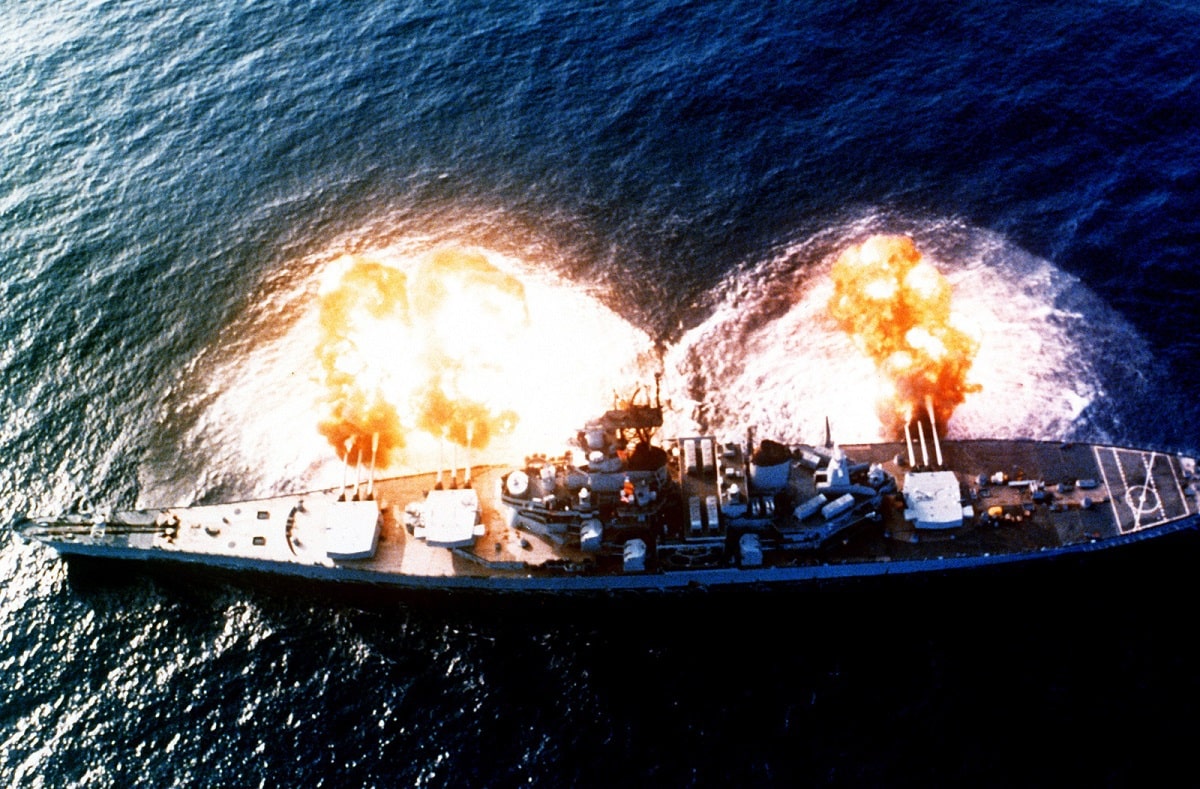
828;235;979;434
314;248;530;466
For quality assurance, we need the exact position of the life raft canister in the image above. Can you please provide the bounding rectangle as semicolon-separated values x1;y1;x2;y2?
505;470;529;497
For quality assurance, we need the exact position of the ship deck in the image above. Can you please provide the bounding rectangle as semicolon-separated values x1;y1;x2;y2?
826;440;1196;564
20;440;1200;590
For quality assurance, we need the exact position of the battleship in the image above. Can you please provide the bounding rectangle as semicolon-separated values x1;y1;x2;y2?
15;386;1200;593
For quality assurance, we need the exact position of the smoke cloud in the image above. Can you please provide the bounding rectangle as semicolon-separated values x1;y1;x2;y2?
315;248;530;465
828;235;979;434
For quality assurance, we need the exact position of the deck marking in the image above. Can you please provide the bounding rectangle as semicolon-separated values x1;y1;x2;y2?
1127;484;1159;519
1129;453;1150;529
1142;452;1164;524
1126;450;1162;531
1095;448;1193;534
1168;454;1191;516
1097;445;1123;532
1094;446;1179;534
1114;447;1135;530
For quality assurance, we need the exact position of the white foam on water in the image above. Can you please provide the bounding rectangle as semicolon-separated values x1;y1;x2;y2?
662;216;1149;447
143;214;1158;505
142;239;660;505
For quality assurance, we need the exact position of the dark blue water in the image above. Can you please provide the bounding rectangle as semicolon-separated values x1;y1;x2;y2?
4;0;1200;785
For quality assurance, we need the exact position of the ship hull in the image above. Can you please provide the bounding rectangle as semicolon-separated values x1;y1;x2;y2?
20;438;1200;594
50;514;1200;601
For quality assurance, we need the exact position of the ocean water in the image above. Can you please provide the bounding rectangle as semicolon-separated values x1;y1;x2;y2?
3;0;1200;785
